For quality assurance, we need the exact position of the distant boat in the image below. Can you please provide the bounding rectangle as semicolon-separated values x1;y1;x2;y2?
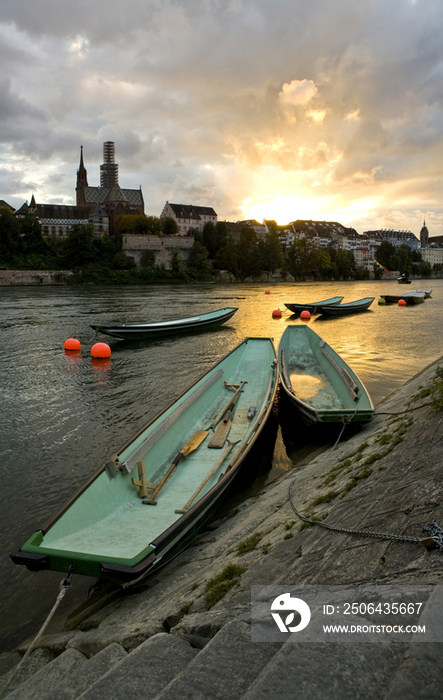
91;307;238;340
11;338;278;583
278;325;374;424
317;297;375;316
284;297;344;315
380;292;425;305
398;275;411;284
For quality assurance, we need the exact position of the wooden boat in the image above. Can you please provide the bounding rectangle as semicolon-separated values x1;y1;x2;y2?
91;307;238;340
317;297;375;316
284;297;344;315
380;292;425;305
11;339;278;584
416;290;432;298
398;275;411;284
278;325;374;425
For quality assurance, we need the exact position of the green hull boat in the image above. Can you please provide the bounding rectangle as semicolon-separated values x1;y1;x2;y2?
11;338;278;584
91;307;238;340
317;297;375;316
284;297;344;316
278;325;374;424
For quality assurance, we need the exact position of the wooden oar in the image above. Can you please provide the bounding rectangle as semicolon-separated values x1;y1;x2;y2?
208;381;247;449
175;440;240;514
208;381;247;431
142;430;209;506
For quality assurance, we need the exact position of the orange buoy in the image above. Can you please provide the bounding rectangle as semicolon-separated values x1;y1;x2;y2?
265;290;270;294
398;299;406;306
300;310;311;320
64;337;81;351
91;342;111;358
272;309;282;318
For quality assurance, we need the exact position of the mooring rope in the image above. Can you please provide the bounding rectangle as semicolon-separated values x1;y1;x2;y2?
0;567;75;699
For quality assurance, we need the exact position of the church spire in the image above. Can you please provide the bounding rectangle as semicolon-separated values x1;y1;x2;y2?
76;145;88;206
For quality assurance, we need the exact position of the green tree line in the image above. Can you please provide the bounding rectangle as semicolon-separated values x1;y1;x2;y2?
0;206;433;282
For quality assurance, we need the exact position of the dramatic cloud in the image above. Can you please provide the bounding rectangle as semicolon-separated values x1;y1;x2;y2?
1;0;443;235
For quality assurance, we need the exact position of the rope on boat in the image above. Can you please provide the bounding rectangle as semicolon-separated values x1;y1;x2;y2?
288;479;443;551
0;567;75;700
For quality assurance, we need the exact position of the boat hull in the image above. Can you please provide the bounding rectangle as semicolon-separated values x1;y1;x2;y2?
317;298;375;316
11;338;278;583
278;325;374;424
380;293;425;305
284;297;344;316
91;307;238;340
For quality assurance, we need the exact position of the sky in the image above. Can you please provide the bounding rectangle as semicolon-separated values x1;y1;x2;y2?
1;0;443;237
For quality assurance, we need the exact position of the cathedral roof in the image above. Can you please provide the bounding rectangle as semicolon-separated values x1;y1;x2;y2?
82;186;144;207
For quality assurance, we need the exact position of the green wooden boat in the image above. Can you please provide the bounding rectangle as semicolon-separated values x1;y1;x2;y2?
284;297;344;316
278;325;374;424
317;297;375;316
90;307;238;340
11;338;278;584
380;292;425;305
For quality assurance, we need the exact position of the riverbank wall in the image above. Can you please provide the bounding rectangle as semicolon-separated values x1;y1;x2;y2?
1;359;443;699
0;270;74;286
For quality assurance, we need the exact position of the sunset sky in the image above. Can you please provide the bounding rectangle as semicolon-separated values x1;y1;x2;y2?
1;0;443;236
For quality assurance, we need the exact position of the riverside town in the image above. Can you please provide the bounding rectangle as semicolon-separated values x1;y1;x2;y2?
1;141;442;285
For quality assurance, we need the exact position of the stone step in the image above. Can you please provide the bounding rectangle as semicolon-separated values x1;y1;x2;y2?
43;643;128;700
2;648;87;700
240;641;405;700
75;633;198;700
154;620;280;700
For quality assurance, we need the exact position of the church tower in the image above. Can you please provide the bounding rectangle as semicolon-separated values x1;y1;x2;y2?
420;219;429;248
76;146;88;206
100;141;119;189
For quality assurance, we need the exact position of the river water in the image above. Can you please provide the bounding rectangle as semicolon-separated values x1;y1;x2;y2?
1;279;442;652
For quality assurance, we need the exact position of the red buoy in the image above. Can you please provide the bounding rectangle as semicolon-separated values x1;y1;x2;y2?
300;310;311;320
265;290;270;294
64;337;81;351
91;342;111;358
398;299;406;306
272;309;282;318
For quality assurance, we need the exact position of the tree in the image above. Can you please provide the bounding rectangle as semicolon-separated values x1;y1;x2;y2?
162;217;179;236
169;248;183;274
58;224;96;268
375;241;399;271
0;207;22;261
115;214;162;235
236;225;259;280
256;231;283;273
141;249;156;269
186;241;213;276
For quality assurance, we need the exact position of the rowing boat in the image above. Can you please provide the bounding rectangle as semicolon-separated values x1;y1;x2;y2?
379;292;425;305
317;297;375;316
90;307;238;340
284;297;344;315
11;338;278;584
278;325;374;424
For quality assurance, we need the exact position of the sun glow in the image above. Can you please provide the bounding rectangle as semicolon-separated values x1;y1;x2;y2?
240;194;329;225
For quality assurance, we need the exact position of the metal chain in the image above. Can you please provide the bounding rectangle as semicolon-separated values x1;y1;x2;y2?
288;479;442;547
0;567;75;700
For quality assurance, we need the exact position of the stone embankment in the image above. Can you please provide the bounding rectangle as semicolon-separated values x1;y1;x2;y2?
1;359;443;699
0;270;74;286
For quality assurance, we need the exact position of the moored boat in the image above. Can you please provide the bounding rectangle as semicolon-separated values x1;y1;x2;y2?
284;297;344;316
278;325;374;424
398;275;411;284
11;338;278;584
317;297;375;316
91;307;238;340
380;292;425;305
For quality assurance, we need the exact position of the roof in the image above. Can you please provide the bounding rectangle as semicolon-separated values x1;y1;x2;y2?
83;186;144;207
0;200;15;211
167;203;217;219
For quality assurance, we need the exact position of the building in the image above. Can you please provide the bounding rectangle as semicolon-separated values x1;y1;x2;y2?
0;200;15;211
14;142;143;238
160;202;217;235
76;142;144;234
363;229;420;251
15;195;109;238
